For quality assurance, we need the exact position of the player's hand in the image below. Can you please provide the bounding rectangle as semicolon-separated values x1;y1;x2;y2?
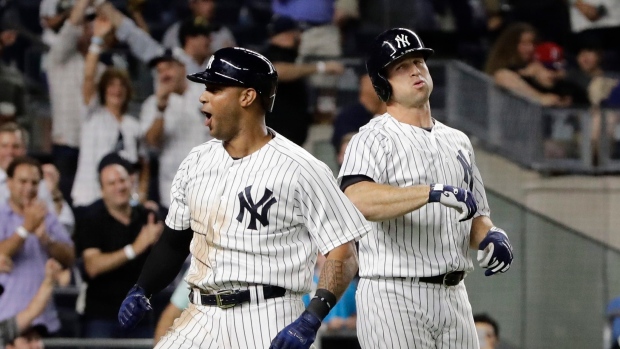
118;284;152;329
477;227;513;276
22;200;47;232
428;184;477;221
270;310;322;349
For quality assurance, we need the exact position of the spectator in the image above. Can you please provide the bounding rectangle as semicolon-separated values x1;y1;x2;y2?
74;160;163;339
71;14;147;207
484;22;572;107
263;15;344;145
331;74;384;156
474;313;500;349
0;27;26;130
0;156;75;336
98;2;211;74
47;0;105;204
0;259;62;347
569;0;620;69
161;0;236;52
0;123;74;234
141;49;211;210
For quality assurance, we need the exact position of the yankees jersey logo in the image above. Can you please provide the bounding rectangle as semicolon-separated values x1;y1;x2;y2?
236;185;277;230
456;149;474;192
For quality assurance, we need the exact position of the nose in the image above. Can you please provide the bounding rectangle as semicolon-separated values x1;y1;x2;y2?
199;90;210;104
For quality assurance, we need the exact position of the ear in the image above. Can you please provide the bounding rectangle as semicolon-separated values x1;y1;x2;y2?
239;88;258;108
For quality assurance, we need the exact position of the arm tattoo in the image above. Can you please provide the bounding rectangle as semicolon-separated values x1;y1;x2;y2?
317;257;357;299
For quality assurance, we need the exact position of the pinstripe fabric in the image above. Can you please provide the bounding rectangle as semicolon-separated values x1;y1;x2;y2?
338;115;489;278
338;114;488;348
356;278;478;349
160;129;370;348
156;290;314;349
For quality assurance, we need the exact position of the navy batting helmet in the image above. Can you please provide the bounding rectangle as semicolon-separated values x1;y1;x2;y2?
366;28;434;102
187;47;278;112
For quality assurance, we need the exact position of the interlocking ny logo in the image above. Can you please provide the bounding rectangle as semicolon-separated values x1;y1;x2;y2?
395;34;410;48
236;185;277;230
456;149;474;192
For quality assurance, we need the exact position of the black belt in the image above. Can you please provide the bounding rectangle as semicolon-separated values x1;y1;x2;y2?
418;271;465;287
189;286;286;309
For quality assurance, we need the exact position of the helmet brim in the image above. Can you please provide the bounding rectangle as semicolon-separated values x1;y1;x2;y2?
382;47;434;70
186;71;246;87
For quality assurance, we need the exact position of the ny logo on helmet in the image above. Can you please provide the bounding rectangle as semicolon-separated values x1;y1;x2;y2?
236;185;277;230
395;34;410;48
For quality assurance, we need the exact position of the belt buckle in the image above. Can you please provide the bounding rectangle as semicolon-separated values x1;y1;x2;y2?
442;272;460;287
215;290;237;309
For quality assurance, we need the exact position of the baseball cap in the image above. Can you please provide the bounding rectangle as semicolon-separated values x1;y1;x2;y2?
268;15;300;36
535;42;565;70
148;48;185;68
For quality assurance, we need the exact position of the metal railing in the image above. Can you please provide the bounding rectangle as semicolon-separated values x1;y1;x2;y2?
446;60;620;174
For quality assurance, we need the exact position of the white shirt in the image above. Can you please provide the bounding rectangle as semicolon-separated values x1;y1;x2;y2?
71;105;144;206
166;131;371;293
338;115;491;278
570;0;620;33
47;22;104;147
140;83;212;208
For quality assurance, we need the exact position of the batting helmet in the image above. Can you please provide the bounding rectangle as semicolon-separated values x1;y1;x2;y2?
187;47;278;112
366;28;434;102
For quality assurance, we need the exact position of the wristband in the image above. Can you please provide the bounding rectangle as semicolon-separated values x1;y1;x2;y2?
91;36;104;46
124;244;136;260
15;226;30;239
306;288;336;320
88;44;101;55
316;61;326;74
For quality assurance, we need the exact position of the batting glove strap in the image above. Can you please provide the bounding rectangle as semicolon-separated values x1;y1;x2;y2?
477;227;514;276
428;183;478;221
269;310;322;349
118;284;152;329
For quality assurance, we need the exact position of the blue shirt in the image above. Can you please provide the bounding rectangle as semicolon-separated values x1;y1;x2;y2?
0;204;73;333
272;0;334;24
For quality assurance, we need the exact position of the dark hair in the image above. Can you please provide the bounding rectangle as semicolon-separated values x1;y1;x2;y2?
6;156;42;179
97;152;134;186
97;68;133;114
0;122;29;148
178;18;214;47
473;313;499;338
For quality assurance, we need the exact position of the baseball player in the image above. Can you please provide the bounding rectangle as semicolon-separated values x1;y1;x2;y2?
117;47;371;349
338;28;515;348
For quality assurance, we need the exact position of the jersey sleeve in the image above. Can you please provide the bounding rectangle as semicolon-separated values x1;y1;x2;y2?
470;148;490;218
165;149;197;230
296;161;371;255
338;129;390;184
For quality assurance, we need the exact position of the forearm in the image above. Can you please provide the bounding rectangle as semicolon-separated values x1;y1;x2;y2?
494;69;546;101
344;181;430;221
113;16;163;64
0;235;26;257
470;215;493;248
137;226;192;295
68;0;90;25
83;50;100;105
15;278;55;332
97;2;125;28
83;248;131;278
46;243;75;268
154;303;183;345
273;62;318;82
317;242;358;300
145;118;164;148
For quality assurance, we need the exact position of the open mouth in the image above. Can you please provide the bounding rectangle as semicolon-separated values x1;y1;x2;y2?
202;111;212;119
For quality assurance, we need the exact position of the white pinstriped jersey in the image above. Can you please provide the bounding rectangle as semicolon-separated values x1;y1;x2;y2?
165;130;370;294
338;114;490;278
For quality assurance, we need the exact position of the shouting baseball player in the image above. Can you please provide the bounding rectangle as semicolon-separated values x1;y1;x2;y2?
117;47;371;349
339;28;514;348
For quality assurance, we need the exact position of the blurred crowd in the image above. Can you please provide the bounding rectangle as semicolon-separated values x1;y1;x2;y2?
0;0;619;348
